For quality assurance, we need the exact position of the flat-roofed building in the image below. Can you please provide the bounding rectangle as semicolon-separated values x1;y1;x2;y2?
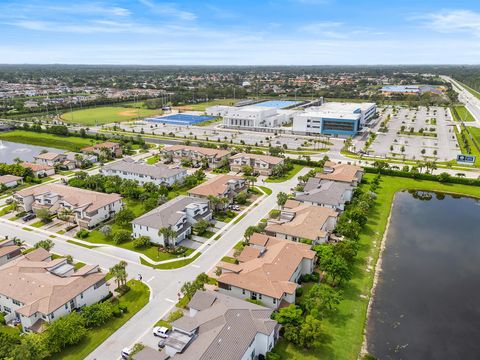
14;183;123;229
293;101;376;136
229;152;284;175
161;145;230;169
216;233;315;309
132;195;211;246
164;290;279;359
222;106;297;130
265;200;338;243
101;158;186;186
0;248;109;333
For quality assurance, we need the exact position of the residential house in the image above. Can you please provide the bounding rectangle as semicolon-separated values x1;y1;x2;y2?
19;162;55;178
81;141;122;158
164;290;279;359
216;233;315;309
265;200;338;243
295;178;353;211
0;248;109;333
14;183;123;228
316;161;364;186
188;174;246;208
132;195;211;246
229;152;284;176
101;158;186;186
0;239;22;266
0;175;23;189
161;145;230;168
64;152;98;167
33;152;76;170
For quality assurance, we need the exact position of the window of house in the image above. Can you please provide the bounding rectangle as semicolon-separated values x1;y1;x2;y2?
4;307;11;313
273;298;277;304
12;299;21;306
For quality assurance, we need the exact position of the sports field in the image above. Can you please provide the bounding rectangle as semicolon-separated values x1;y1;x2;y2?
61;106;163;126
174;99;237;112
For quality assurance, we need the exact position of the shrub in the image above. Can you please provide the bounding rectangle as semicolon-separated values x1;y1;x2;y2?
133;236;151;248
76;229;89;239
269;209;280;219
0;313;5;325
295;287;304;297
166;310;184;323
112;229;131;245
81;302;114;328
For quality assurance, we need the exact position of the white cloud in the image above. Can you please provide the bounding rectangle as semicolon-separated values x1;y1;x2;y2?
138;0;196;21
413;9;480;37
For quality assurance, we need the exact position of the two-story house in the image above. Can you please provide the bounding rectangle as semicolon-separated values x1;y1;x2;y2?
161;145;230;168
81;141;122;158
132;195;211;246
100;158;186;186
164;290;279;359
0;248;109;333
295;178;354;211
14;183;123;228
216;233;316;309
316;161;364;186
229;152;284;176
0;239;22;266
265;200;338;244
188;174;246;209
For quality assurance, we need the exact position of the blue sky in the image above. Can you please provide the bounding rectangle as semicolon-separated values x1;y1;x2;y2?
0;0;479;64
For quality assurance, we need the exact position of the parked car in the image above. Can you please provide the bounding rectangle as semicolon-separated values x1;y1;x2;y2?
22;212;36;222
228;204;240;211
158;338;167;349
153;326;170;338
121;346;132;359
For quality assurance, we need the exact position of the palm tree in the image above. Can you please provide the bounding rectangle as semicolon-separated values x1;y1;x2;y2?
158;227;178;249
10;200;19;213
13;157;22;164
12;237;25;248
109;261;128;289
58;208;74;225
207;195;221;212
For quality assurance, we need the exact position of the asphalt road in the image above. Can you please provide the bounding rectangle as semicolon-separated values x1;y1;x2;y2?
0;168;308;360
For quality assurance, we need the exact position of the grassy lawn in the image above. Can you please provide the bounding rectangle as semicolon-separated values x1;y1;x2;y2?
221;256;237;264
0;130;96;152
67;239;98;249
140;252;201;269
273;174;480;360
467;126;480;147
213;210;236;223
52;280;149;360
196;117;222;127
175;99;237;111
257;185;272;195
265;164;303;183
145;154;160;164
451;105;476;122
30;220;48;228
455;127;480;166
61;105;163;126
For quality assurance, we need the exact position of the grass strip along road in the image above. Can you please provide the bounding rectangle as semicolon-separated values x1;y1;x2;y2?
274;174;480;360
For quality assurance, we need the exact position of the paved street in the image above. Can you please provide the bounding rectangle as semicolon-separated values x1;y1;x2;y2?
0;168;308;360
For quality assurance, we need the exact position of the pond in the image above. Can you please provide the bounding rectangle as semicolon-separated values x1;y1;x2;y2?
0;140;63;164
367;190;480;359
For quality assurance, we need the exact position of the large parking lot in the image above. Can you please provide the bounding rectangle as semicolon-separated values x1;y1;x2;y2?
368;106;459;162
116;121;330;151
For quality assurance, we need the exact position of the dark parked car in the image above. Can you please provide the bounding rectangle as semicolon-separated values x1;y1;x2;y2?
158;338;167;349
22;212;36;222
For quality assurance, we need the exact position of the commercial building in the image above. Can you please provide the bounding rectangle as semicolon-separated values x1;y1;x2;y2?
0;248;109;333
380;85;444;96
217;233;315;309
293;102;376;137
132;195;212;246
164;290;279;359
229;153;284;176
188;174;246;208
0;175;23;189
161;145;230;169
265;200;338;244
221;106;297;130
14;183;123;229
101;158;186;186
295;178;353;211
81;141;122;158
205;105;231;117
316;161;364;186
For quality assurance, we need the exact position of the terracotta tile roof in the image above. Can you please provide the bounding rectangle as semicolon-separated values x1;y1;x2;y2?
34;152;63;160
0;252;105;317
266;204;338;241
19;162;54;172
316;161;363;183
82;141;120;152
218;236;315;299
229;152;284;165
15;183;122;214
188;174;244;197
163;145;230;158
0;175;23;184
0;245;20;258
